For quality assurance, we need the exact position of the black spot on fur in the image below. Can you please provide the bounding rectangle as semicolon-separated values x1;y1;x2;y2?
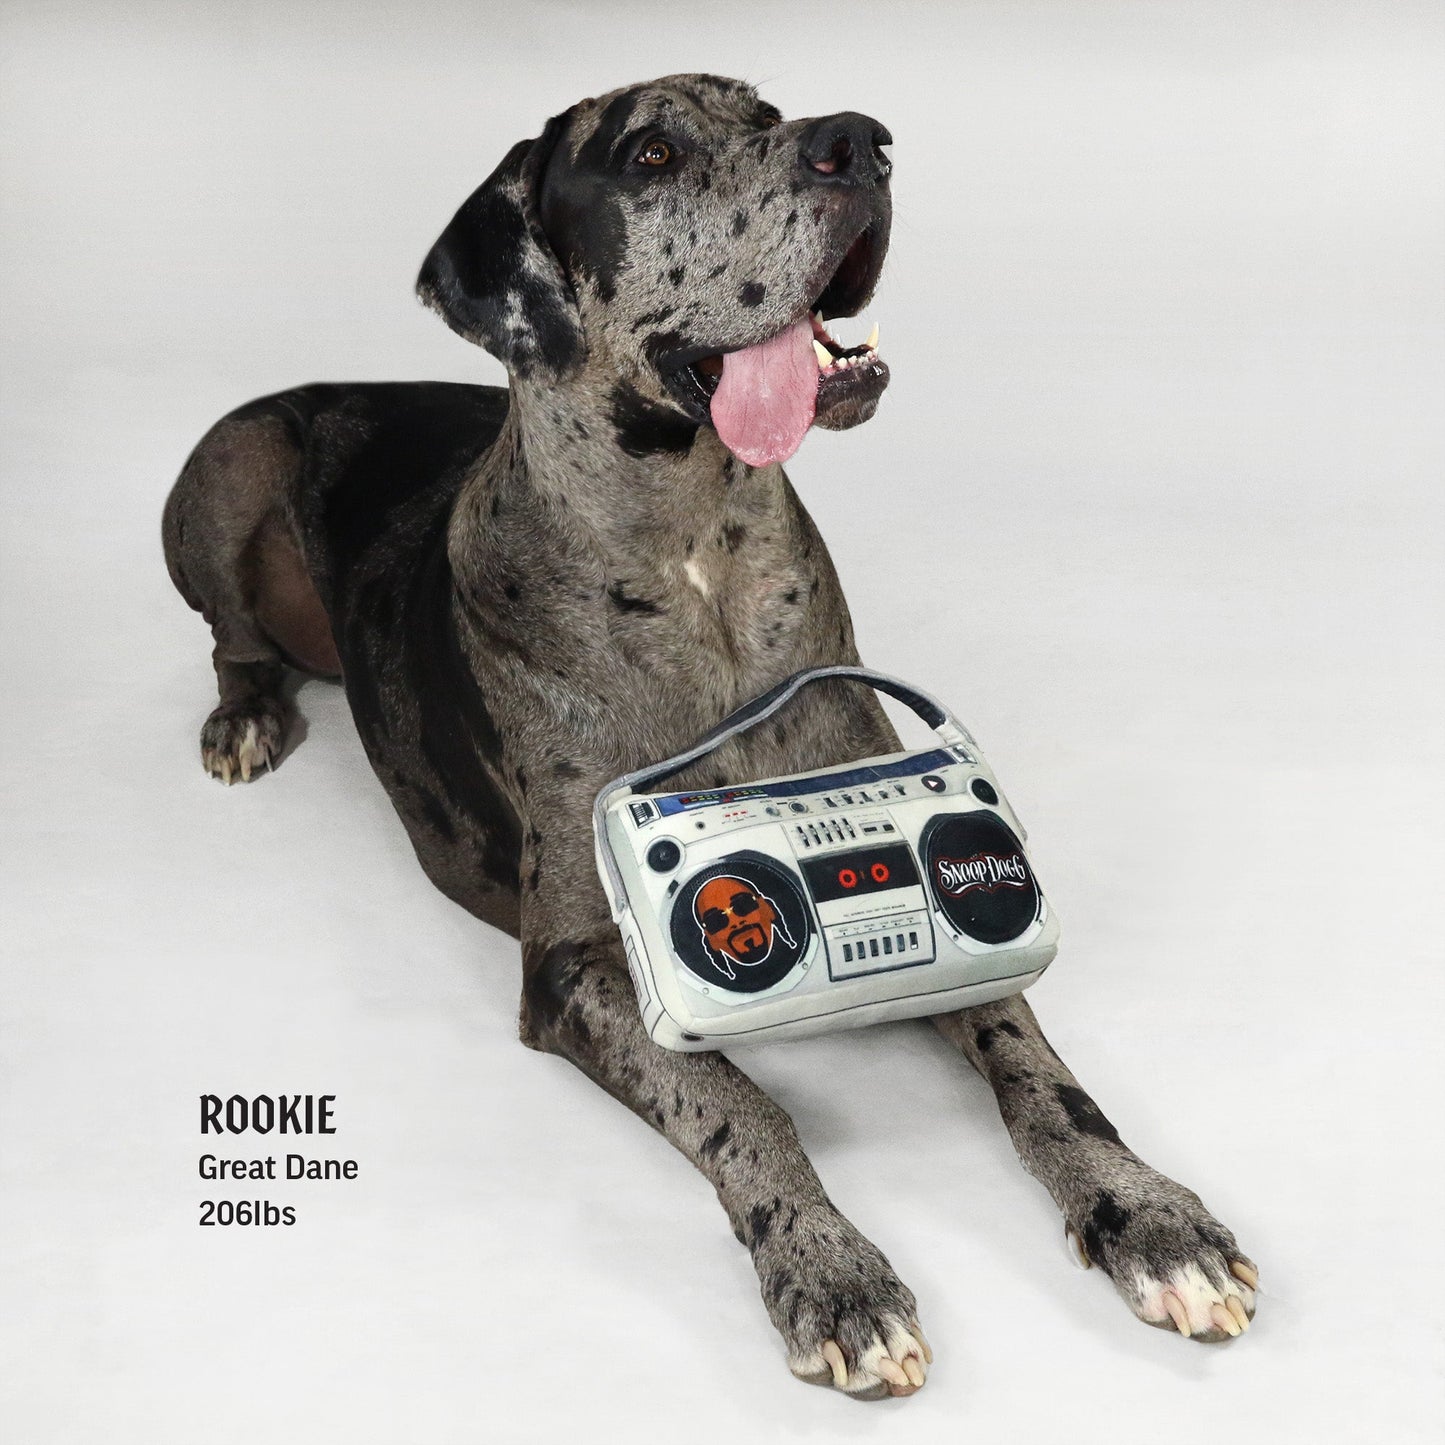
722;522;747;552
707;262;728;279
668;265;685;286
977;1020;1026;1052
700;1121;732;1159
503;581;520;601
732;210;749;236
608;381;697;459
784;588;798;603
522;941;591;1048
537;92;637;305
552;759;581;779
642;328;687;371
739;281;765;307
607;582;662;615
748;1199;779;1251
630;305;677;332
1080;1191;1132;1263
1056;1083;1122;1144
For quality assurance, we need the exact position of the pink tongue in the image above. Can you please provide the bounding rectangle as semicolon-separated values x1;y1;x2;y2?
709;317;818;467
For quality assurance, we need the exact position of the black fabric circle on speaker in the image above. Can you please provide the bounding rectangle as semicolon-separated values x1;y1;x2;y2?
668;851;813;994
922;811;1040;945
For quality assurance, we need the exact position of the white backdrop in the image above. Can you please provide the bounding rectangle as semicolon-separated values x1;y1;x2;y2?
3;2;1442;1441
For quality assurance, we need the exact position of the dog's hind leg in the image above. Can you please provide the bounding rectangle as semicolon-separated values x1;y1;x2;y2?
520;919;931;1399
163;406;339;783
932;994;1259;1341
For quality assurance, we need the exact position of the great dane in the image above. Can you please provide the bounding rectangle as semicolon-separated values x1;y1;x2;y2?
163;73;1258;1398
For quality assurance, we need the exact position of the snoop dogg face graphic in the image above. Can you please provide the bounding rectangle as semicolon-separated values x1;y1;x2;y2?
693;875;796;979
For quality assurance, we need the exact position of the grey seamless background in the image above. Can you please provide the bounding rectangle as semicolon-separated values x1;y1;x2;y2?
2;2;1442;1441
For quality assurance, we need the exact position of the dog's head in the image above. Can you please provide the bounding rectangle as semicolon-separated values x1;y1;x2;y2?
418;74;892;466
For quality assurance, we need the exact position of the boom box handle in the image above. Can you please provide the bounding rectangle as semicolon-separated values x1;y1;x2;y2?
594;667;977;886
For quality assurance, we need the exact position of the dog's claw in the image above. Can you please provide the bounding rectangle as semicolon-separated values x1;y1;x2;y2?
804;1329;927;1399
1065;1224;1092;1269
1163;1290;1192;1337
875;1357;910;1391
1225;1294;1250;1332
1230;1260;1259;1290
1210;1302;1241;1338
911;1322;933;1364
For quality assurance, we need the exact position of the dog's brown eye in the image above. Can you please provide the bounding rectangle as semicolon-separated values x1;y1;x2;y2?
638;139;673;166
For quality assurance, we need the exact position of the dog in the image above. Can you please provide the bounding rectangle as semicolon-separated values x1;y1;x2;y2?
162;73;1258;1398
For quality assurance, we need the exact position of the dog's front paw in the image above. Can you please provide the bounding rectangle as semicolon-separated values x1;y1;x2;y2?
200;702;284;784
1065;1171;1258;1341
750;1200;930;1399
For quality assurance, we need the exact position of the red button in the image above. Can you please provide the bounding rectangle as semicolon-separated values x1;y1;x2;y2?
870;862;891;883
838;868;858;889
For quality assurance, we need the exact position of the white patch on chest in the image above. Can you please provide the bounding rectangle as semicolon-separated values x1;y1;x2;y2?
683;558;711;598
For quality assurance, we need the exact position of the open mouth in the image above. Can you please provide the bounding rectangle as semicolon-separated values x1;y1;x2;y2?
681;311;885;400
662;221;891;460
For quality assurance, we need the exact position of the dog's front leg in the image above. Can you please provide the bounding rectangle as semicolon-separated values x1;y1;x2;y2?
517;852;930;1397
932;993;1259;1341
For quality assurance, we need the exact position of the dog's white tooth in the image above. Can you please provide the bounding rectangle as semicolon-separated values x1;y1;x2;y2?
812;340;832;370
865;322;879;350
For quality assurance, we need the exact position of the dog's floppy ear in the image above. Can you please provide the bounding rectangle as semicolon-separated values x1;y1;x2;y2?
417;113;583;377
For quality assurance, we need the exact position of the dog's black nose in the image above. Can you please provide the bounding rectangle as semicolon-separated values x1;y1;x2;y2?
797;113;892;187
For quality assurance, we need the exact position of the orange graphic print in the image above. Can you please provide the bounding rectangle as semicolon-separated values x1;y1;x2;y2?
693;875;797;980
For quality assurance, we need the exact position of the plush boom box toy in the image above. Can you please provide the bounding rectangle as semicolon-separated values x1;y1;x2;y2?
594;667;1060;1051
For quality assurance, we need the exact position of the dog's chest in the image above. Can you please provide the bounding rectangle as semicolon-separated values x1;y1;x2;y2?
609;532;814;690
